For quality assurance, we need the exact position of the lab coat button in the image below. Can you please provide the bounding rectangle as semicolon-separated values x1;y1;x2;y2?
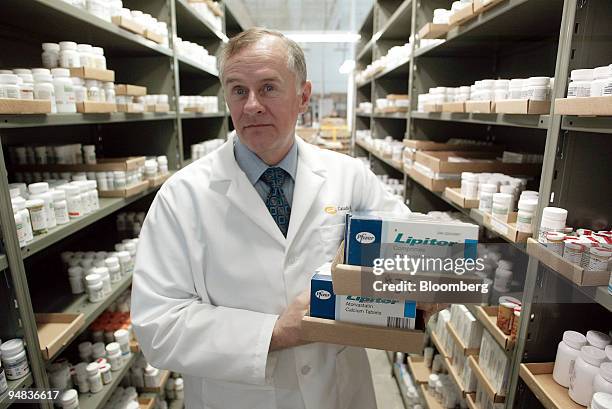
301;365;311;375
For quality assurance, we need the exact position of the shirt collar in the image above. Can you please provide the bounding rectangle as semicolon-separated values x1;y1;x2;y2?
233;135;298;185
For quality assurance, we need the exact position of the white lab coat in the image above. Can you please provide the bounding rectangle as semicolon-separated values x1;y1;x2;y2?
131;135;410;409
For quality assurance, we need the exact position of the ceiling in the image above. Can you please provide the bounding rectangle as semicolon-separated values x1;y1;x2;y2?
234;0;374;32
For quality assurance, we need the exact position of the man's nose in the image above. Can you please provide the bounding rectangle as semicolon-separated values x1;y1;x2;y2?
243;91;265;114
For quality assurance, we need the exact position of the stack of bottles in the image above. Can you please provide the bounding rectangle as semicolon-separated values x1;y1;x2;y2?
377;175;404;201
116;212;147;239
61;240;138;303
10;180;100;247
393;353;424;408
0;338;31;390
190;139;224;161
355;40;413;84
175;38;217;73
567;65;612;98
186;0;223;31
179;95;219;113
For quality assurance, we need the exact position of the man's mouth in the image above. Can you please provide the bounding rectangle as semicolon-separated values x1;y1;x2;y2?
244;124;272;129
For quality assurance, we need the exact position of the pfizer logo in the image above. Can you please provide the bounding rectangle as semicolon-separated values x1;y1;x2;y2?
355;232;375;244
315;290;331;300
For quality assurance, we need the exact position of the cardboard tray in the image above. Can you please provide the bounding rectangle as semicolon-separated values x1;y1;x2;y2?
449;3;475;27
138;369;170;393
144;29;164;44
116;84;147;97
445;355;470;397
300;315;425;353
0;98;52;114
472;306;515;351
330;242;485;303
474;0;506;14
555;96;612;116
466;393;479;409
468;355;506;402
76;101;118;114
69;67;115;82
495;99;551;115
145;103;170;113
423;103;443;113
13;156;145;173
36;313;85;360
112;16;146;35
446;321;479;356
406;356;431;384
482;211;531;243
421;385;446;409
519;363;583;409
444;187;479;209
117;103;145;113
99;180;150;198
526;238;610;286
442;101;466;113
414;150;542;175
147;173;171;188
430;328;450;358
402;140;502;153
139;398;155;409
408;167;461;193
418;23;450;39
465;100;494;113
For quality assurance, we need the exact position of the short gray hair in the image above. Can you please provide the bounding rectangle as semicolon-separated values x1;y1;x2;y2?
218;27;307;89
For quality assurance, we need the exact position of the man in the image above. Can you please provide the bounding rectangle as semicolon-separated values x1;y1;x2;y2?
131;28;410;409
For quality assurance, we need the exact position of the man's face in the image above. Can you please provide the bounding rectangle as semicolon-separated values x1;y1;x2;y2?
223;37;311;162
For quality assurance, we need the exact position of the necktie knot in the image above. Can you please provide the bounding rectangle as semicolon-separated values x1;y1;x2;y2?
261;167;287;189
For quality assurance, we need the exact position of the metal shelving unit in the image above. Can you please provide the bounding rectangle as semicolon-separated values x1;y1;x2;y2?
0;374;33;409
353;1;611;409
0;2;244;408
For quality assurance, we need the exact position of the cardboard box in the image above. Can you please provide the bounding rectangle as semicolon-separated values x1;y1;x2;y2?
418;23;450;39
554;96;612;116
387;94;409;100
466;393;478;409
482;211;531;243
468;356;506;403
408;167;461;192
117;103;145;113
472;306;515;351
407;356;431;384
449;3;475;27
403;140;502;152
444;187;479;209
36;313;85;360
494;99;551;114
474;0;506;14
465;100;493;113
423;103;442;113
144;29;164;44
116;84;148;96
300;315;425;353
146;103;170;113
139;398;155;409
414;150;542;175
0;98;52;114
526;238;610;286
311;263;417;329
442;101;466;113
69;67;115;82
147;173;171;188
519;363;584;409
446;321;479;356
112;16;145;35
99;179;150;198
76;101;118;113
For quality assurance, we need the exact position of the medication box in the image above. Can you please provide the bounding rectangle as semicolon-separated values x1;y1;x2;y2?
344;212;479;268
310;263;417;330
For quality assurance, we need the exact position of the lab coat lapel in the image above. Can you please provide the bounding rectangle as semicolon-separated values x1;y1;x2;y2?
208;139;286;247
286;138;326;248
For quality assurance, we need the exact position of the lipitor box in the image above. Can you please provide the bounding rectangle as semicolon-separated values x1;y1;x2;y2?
311;263;417;329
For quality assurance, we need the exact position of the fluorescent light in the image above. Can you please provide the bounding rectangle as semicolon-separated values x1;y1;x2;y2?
283;31;361;43
339;59;356;74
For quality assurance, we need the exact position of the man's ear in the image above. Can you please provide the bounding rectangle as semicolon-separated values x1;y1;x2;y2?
299;81;312;113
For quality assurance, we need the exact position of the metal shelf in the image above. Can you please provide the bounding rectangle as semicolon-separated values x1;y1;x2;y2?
355;112;372;118
356;39;374;62
79;352;138;409
177;55;219;77
21;186;161;260
0;255;7;271
0;0;173;58
355;140;404;173
37;273;134;362
594;287;612;313
372;112;408;120
179;112;225;119
175;0;228;42
561;115;612;134
414;0;564;58
392;362;411;409
373;57;411;80
0;113;178;129
168;399;184;409
0;373;33;409
377;0;413;41
410;111;549;129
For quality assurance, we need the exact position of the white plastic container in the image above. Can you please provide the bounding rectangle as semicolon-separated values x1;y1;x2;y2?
86;362;103;393
17;74;34;100
587;331;611;350
144;365;160;388
42;43;60;69
33;73;57;113
569;345;607;406
59;389;79;409
553;330;588;387
113;329;130;355
106;342;123;371
175;378;184;400
516;199;538;233
563;240;586;265
588;248;611;272
478;183;497;213
59;41;81;68
594;363;612;398
99;363;112;385
86;79;101;102
0;365;8;395
591;65;612;97
568;69;594;98
72;77;87;103
51;68;77;113
62;185;82;219
91;47;107;69
117;251;132;276
68;267;85;294
11;197;33;243
92;266;112;296
0;74;20;99
26;199;47;235
0;339;30;380
523;77;550;101
52;189;70;225
77;43;94;68
538;207;568;243
591;392;612;409
157;156;169;175
12;206;26;248
492;193;513;219
29;182;56;229
85;274;104;303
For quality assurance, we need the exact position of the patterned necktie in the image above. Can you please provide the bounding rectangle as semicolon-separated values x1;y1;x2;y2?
260;167;291;237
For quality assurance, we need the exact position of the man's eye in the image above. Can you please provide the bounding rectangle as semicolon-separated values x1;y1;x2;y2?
234;88;246;95
264;85;274;92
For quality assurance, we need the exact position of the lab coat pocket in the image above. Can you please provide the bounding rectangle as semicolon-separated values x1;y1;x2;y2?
319;224;345;259
202;378;277;409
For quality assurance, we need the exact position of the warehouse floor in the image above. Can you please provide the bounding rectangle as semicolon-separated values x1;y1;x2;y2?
367;349;405;409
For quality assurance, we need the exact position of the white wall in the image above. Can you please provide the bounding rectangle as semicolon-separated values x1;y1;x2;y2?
301;42;353;95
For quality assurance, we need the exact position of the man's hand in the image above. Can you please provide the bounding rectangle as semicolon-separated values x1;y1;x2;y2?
269;290;311;351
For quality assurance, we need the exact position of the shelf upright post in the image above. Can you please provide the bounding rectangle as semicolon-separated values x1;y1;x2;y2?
169;0;186;168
